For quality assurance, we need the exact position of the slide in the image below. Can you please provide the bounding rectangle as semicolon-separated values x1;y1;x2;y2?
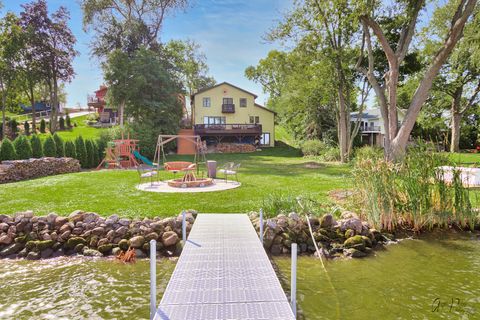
132;150;155;166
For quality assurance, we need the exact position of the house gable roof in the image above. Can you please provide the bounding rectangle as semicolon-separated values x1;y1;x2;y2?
254;103;277;115
192;82;258;98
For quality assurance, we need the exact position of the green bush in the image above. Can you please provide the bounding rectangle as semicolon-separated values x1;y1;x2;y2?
301;139;328;156
31;134;43;158
322;147;341;162
75;136;88;168
43;135;57;157
64;140;76;159
24;121;30;135
354;146;383;162
59;117;65;130
40;119;46;133
85;139;95;168
13;135;33;159
53;133;65;157
66;115;72;128
91;141;99;167
0;138;17;161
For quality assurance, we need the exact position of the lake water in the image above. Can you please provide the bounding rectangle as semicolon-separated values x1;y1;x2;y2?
1;233;480;319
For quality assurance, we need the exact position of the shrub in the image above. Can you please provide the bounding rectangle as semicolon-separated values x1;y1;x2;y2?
85;139;95;168
59;117;65;130
92;141;99;167
322;147;341;162
43;135;57;157
261;192;332;218
75;136;88;168
40;119;46;133
354;146;383;162
64;140;76;159
0;138;17;161
13;135;33;159
24;121;30;135
53;133;65;157
31;134;43;158
66;115;72;128
301;139;328;156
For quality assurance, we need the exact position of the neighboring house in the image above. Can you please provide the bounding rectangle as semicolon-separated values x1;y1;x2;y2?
20;101;52;114
87;85;118;124
191;82;276;147
350;108;405;148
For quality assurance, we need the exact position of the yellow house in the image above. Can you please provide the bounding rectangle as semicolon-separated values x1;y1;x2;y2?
191;82;275;147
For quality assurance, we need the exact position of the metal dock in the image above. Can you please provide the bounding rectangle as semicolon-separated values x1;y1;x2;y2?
154;214;295;320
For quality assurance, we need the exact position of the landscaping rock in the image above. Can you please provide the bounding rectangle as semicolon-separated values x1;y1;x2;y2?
0;234;13;245
0;242;23;256
161;231;178;247
83;248;103;257
118;239;129;251
26;251;40;260
98;244;113;255
66;237;87;249
129;236;145;249
134;249;147;258
41;248;54;259
345;248;367;258
320;214;336;229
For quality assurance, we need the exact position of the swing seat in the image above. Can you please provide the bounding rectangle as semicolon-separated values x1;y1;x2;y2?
164;161;195;172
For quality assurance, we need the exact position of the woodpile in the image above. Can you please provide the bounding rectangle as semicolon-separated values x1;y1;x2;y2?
0;157;81;184
215;143;256;153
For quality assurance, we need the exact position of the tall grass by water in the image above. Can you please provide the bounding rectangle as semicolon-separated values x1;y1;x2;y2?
352;145;476;231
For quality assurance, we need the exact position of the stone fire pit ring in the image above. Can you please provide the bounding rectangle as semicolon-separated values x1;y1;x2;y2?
136;179;241;193
167;177;214;188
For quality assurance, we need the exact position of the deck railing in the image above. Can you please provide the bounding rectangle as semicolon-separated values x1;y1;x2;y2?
360;125;381;132
194;123;262;135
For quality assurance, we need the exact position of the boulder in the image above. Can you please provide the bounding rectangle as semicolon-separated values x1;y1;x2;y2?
129;236;145;249
345;248;367;258
66;237;87;249
0;242;24;256
112;247;122;256
0;234;13;245
134;249;147;258
46;213;58;225
26;251;40;260
41;248;53;259
98;244;113;255
344;235;366;252
97;238;110;247
83;248;103;257
91;227;105;236
319;214;336;229
118;239;129;251
145;232;159;241
55;216;68;228
161;231;178;247
74;244;85;253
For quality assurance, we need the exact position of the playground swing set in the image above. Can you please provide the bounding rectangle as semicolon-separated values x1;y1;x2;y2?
96;133;208;181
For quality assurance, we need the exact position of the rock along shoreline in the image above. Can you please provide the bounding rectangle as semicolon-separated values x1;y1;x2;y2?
0;210;394;260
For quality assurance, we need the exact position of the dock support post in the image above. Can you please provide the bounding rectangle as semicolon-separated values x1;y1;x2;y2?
150;239;157;320
259;208;264;245
182;210;187;242
291;243;297;318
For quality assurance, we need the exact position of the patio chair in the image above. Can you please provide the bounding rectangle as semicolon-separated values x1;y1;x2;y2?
218;162;241;183
137;164;158;186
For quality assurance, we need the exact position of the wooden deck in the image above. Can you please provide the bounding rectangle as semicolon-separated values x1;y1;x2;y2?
155;214;295;320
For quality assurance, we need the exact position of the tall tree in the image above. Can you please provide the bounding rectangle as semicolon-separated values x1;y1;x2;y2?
425;2;480;152
0;13;23;139
357;0;478;160
163;39;215;121
20;0;77;133
265;0;365;162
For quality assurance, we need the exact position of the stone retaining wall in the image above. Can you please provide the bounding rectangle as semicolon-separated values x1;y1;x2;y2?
0;210;392;260
0;157;81;184
0;210;195;260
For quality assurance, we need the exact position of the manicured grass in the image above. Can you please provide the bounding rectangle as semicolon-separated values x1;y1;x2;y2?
447;152;480;164
0;147;351;218
38;115;109;141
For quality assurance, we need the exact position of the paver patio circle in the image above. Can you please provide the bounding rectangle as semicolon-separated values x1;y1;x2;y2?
136;179;241;193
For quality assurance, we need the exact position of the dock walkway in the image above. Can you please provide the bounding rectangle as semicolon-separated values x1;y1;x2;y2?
155;214;295;320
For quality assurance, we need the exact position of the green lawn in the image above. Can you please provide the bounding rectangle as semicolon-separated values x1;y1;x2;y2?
447;152;480;164
38;115;109;141
0;147;351;218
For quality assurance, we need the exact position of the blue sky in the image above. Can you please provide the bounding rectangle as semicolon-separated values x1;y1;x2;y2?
2;0;290;107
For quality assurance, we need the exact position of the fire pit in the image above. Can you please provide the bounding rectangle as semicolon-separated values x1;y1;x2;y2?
167;177;214;188
167;167;214;188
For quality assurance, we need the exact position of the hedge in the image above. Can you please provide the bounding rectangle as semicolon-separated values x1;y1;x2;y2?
13;135;33;159
75;136;88;168
64;140;76;159
31;134;43;158
0;138;17;161
53;133;65;157
43;135;57;157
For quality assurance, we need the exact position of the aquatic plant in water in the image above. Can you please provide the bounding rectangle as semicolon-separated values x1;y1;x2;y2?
352;144;476;231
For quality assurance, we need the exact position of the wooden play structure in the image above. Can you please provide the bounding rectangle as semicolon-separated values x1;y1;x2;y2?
96;133;140;170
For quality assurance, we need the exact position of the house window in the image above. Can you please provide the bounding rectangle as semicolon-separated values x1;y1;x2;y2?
240;98;247;107
204;116;226;125
223;97;233;105
260;133;270;145
249;116;260;124
202;97;210;107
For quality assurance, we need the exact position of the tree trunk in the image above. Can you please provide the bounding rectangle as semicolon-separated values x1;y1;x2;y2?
50;77;59;133
337;77;348;163
450;87;463;153
119;99;125;127
30;82;36;133
1;79;6;140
